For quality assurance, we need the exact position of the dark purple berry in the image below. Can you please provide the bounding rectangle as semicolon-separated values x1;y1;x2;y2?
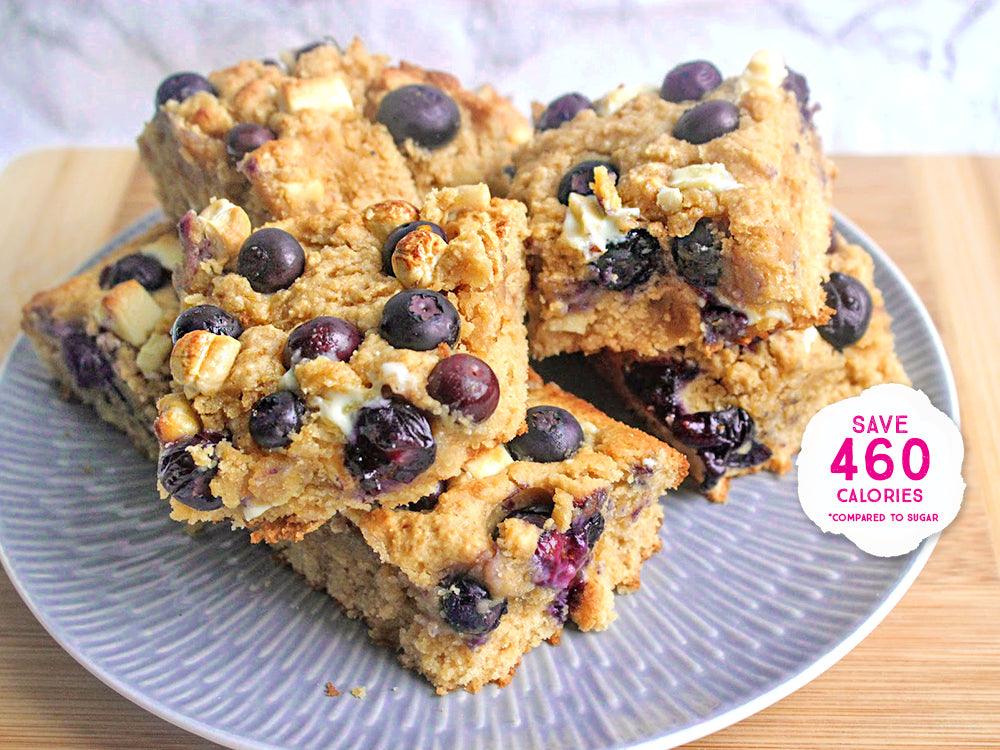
506;405;583;463
660;60;723;103
294;37;339;59
557;160;619;205
674;406;771;490
439;575;507;635
401;481;446;512
673;99;740;144
61;332;112;390
701;300;748;346
671;218;724;287
536;93;593;131
345;398;436;494
426;354;500;423
238;227;306;294
379;289;460;351
282;316;363;368
623;359;699;422
575;511;605;549
376;84;461;150
226;123;276;162
98;253;169;291
782;67;812;120
381;221;447;276
507;503;554;529
590;228;662;290
157;433;225;511
155;72;213;106
532;529;589;588
170;304;243;344
816;272;872;350
249;391;306;449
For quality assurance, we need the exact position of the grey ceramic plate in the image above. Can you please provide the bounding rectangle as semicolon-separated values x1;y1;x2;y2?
0;211;957;750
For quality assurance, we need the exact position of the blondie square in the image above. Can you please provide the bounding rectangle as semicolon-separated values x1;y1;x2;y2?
275;373;687;693
509;51;835;358
138;38;531;224
154;186;530;541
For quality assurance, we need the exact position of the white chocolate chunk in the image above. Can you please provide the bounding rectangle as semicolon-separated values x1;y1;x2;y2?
463;444;514;480
154;393;202;444
594;83;657;116
379;361;418;393
136;333;173;377
311;389;368;436
279;75;353;113
95;280;163;347
391;228;449;288
278;367;301;392
656;186;683;213
737;49;787;97
668;163;741;192
170;330;241;395
562;180;639;262
546;311;591;334
140;235;184;270
241;497;277;521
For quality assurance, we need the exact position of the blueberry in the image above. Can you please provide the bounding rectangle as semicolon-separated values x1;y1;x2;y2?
155;72;213;106
61;332;113;390
379;289;460;351
576;511;605;549
376;84;461;150
381;220;447;276
816;272;872;350
98;253;169;291
507;502;554;529
536;93;593;131
622;359;699;421
249;391;306;449
170;304;243;344
157;433;225;511
282;316;363;368
506;405;584;463
344;398;436;494
557;160;619;205
426;354;500;423
660;60;723;103
673;406;771;490
672;99;740;144
226;123;276;162
439;575;507;635
401;481;446;512
671;218;724;287
701;300;748;346
590;228;662;290
293;37;339;59
237;227;306;294
532;528;589;588
782;67;812;120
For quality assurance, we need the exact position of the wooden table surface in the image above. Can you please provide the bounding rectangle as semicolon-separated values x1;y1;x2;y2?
1;150;998;749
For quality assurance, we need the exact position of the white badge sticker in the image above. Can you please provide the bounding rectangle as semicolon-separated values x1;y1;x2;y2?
797;383;964;557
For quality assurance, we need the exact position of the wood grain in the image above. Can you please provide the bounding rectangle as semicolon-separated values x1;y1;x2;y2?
1;150;998;750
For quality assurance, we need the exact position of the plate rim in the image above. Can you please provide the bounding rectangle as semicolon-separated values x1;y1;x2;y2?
0;208;960;750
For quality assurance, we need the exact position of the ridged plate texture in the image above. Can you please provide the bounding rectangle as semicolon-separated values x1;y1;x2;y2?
0;212;957;749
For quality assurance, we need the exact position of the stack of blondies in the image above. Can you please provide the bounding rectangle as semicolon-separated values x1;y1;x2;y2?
20;40;905;693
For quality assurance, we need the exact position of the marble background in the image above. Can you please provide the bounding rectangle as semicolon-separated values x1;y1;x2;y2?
1;0;998;173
